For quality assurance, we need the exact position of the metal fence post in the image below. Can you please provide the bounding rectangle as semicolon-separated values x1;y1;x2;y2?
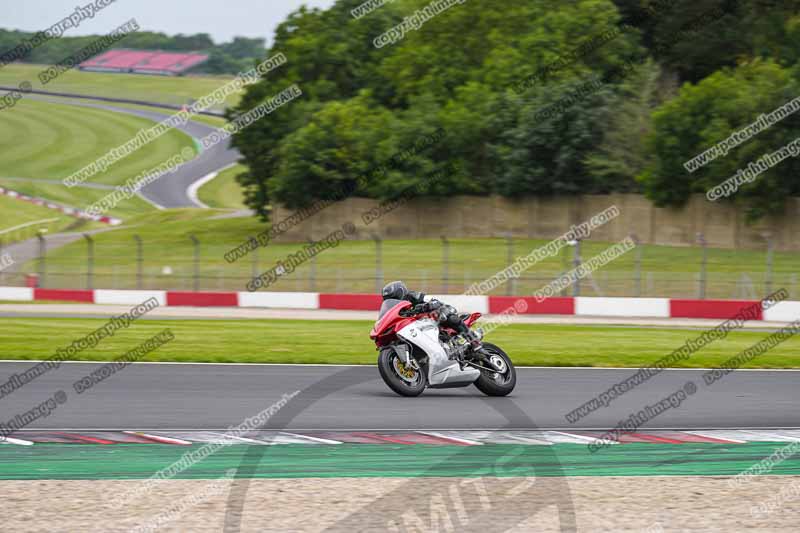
632;234;642;297
373;234;383;293
765;234;774;296
189;234;200;292
697;232;707;299
37;230;47;288
441;236;449;294
560;244;570;297
0;238;5;286
84;234;94;290
309;239;317;292
506;234;515;296
251;241;259;285
133;235;143;290
572;238;582;297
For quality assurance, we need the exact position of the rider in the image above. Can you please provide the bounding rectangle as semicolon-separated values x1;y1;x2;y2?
381;281;482;349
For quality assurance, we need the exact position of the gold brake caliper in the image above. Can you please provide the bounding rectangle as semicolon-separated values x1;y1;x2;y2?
396;360;415;378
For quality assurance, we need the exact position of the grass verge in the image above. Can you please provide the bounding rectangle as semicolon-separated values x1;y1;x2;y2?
0;193;80;243
0;64;240;111
0;178;155;220
197;164;247;209
0;318;798;367
0;99;197;188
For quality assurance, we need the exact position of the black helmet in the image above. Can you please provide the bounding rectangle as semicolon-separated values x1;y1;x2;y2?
382;281;408;301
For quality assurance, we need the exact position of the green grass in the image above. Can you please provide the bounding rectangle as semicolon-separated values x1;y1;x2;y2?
13;209;269;289
0;64;241;111
0;98;197;188
197;164;247;209
1;318;799;368
41;98;230;128
0;193;82;243
0;178;154;220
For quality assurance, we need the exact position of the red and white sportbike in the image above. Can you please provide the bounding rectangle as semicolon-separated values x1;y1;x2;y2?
370;299;516;397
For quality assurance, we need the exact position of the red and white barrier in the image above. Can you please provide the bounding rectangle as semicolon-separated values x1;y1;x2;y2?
575;297;670;318
94;290;167;306
0;186;122;226
0;286;790;321
763;301;800;322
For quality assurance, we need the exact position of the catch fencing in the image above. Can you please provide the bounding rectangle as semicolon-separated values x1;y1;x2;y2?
0;232;794;300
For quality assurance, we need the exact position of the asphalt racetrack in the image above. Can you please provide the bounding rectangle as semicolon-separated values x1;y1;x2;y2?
1;362;797;430
26;96;240;208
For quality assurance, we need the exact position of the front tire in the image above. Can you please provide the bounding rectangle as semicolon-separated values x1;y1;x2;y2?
378;348;427;397
474;342;516;396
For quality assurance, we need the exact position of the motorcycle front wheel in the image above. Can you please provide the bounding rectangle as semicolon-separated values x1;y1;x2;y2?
473;342;516;396
378;348;427;397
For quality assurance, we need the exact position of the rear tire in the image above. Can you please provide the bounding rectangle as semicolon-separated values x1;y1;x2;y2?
473;342;516;397
378;348;427;397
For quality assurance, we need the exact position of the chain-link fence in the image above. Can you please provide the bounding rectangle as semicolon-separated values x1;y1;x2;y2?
0;232;795;300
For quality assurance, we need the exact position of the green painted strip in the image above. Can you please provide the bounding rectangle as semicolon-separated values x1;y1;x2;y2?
0;443;798;480
192;136;204;155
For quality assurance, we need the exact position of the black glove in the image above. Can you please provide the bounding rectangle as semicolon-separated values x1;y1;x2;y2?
401;299;443;316
401;302;430;316
425;299;443;313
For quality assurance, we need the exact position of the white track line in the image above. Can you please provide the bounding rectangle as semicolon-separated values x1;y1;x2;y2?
419;431;483;446
136;190;165;210
505;434;553;446
0;218;60;235
771;430;800;441
0;436;33;445
282;432;342;445
186;162;237;209
208;432;269;445
186;172;215;209
550;431;618;445
736;430;800;443
682;430;746;444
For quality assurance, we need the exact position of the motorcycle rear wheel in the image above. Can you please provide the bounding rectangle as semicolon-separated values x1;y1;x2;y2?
378;348;427;397
473;342;516;396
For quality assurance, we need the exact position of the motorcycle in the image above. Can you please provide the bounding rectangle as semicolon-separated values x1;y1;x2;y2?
370;299;516;397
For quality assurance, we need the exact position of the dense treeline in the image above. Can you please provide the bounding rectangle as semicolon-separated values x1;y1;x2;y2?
0;28;266;74
228;0;800;221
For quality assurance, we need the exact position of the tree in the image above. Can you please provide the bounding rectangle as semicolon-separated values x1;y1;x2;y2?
585;59;663;191
231;0;640;214
641;60;800;220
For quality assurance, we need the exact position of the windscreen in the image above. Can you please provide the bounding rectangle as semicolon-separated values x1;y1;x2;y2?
378;298;403;319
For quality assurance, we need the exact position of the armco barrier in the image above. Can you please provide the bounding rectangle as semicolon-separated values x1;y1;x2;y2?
0;287;783;321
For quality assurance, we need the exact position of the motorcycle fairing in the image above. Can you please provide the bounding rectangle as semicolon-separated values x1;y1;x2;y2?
396;318;480;386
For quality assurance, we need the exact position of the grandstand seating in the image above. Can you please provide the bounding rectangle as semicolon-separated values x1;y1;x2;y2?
79;49;209;76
